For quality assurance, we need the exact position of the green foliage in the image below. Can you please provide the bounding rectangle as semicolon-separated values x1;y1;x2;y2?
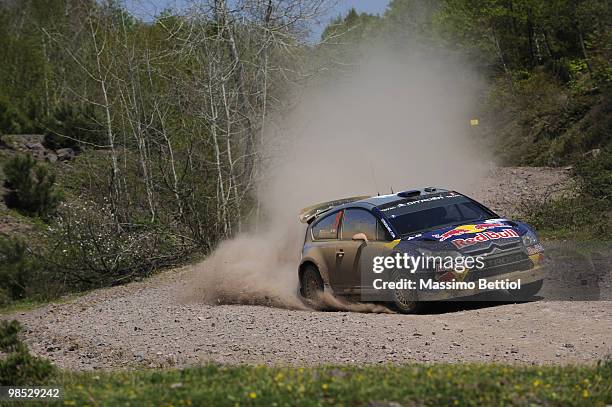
47;200;186;290
56;363;612;405
43;104;106;150
0;95;31;134
0;234;65;307
435;0;611;75
321;8;382;44
0;319;21;352
525;195;611;240
575;149;612;200
0;320;55;385
0;237;36;302
526;150;612;239
3;154;61;219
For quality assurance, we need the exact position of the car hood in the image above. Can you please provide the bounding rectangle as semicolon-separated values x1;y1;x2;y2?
397;218;528;253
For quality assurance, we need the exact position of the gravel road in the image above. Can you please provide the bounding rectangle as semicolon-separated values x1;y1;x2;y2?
5;167;611;370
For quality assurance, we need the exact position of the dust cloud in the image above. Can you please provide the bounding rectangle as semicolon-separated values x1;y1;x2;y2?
185;49;492;310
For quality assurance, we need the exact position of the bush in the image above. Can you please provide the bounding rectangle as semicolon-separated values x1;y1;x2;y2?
0;237;36;301
526;149;612;239
0;320;21;352
574;148;612;200
0;320;55;385
3;154;61;219
0;95;31;134
0;288;11;307
48;200;185;290
525;195;611;239
43;104;105;151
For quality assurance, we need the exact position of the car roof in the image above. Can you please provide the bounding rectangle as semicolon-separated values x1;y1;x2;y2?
317;187;451;216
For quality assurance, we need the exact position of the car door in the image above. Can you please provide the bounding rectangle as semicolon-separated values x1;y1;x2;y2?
335;208;389;293
310;210;343;284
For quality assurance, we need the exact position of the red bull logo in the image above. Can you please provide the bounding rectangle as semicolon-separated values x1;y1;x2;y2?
439;223;505;241
451;229;519;249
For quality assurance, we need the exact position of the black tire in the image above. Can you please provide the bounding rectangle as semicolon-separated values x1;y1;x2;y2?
390;270;422;314
300;265;324;303
511;279;544;301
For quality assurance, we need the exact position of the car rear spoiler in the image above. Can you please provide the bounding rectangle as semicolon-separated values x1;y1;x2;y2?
298;196;370;224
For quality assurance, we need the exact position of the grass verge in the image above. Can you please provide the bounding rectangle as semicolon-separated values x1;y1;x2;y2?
45;363;612;406
0;291;88;316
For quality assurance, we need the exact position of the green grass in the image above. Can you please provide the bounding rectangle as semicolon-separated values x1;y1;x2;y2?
0;291;89;315
0;298;48;315
0;281;95;315
43;363;612;406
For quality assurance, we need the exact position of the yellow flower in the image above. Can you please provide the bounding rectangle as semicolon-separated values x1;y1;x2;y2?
533;379;542;387
249;392;257;399
322;384;329;390
582;389;590;398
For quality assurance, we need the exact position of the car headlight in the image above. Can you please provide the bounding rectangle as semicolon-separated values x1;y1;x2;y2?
521;230;539;247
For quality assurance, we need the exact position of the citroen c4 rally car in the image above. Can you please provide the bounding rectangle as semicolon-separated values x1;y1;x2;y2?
297;188;546;313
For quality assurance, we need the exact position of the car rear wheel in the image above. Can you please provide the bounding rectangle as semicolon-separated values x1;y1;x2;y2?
300;265;324;303
390;270;422;314
511;279;543;301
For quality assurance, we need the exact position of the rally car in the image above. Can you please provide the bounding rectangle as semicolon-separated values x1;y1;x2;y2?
297;188;546;313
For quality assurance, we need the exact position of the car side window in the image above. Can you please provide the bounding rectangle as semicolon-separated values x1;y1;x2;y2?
341;209;378;241
312;211;342;240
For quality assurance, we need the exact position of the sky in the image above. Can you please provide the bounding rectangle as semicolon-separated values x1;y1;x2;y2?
123;0;390;41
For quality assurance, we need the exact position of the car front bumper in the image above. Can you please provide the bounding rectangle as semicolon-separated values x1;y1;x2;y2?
416;263;547;301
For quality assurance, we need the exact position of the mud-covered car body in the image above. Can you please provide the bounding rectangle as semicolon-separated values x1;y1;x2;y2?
297;188;546;309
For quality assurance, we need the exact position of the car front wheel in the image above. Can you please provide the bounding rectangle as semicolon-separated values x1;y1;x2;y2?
390;270;422;314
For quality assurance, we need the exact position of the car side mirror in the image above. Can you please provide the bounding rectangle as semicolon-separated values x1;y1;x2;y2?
352;233;368;242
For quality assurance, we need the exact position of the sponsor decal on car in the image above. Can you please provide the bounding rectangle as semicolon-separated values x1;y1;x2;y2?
405;233;422;241
379;218;396;239
438;223;507;241
450;228;519;249
379;193;457;212
383;239;401;249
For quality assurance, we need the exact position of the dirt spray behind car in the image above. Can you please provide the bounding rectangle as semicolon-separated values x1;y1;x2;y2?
183;48;494;310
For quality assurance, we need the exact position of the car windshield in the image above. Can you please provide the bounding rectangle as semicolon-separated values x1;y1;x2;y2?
378;193;496;236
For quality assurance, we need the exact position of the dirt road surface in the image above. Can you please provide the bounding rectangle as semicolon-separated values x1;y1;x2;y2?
5;167;612;370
